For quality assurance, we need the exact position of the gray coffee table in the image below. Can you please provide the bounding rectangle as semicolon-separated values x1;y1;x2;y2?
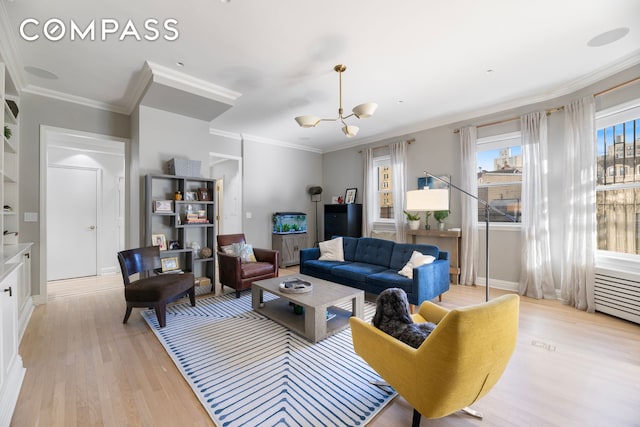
251;274;364;342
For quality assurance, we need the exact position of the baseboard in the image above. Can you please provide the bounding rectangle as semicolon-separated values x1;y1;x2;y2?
475;276;519;292
0;355;26;427
18;297;34;342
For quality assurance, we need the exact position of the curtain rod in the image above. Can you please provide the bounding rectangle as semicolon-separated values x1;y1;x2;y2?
453;75;640;134
358;138;414;153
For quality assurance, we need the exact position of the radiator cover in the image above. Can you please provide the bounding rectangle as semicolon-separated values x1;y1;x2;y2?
594;268;640;325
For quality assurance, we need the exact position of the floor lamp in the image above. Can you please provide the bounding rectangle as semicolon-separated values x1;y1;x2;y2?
407;172;499;302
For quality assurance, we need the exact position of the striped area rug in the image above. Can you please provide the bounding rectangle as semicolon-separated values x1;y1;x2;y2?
142;292;396;426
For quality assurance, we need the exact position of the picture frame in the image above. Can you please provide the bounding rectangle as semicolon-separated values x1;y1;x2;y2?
153;200;174;213
168;240;181;250
184;191;197;201
151;234;167;251
161;257;180;272
198;188;211;201
344;188;357;204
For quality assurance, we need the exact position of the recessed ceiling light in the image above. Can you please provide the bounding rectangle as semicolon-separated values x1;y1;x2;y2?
486;69;494;74
24;65;58;80
397;100;404;104
588;27;630;47
176;61;185;67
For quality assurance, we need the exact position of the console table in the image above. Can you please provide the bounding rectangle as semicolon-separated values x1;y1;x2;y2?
407;229;461;284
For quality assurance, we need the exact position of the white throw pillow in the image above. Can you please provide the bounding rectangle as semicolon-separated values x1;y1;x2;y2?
398;251;435;279
318;237;345;261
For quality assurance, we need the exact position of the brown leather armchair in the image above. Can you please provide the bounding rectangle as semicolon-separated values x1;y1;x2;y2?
117;246;195;328
217;233;279;298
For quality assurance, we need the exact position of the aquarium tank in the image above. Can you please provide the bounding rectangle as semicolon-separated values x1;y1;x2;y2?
272;212;307;234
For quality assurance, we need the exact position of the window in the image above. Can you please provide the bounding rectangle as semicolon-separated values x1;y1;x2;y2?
476;132;522;223
596;101;640;255
373;156;393;221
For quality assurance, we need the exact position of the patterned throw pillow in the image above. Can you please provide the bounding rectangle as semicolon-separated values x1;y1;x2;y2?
221;244;236;255
232;242;257;263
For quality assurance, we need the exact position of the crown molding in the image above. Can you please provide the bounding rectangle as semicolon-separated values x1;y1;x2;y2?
0;1;27;93
241;132;323;154
122;63;154;115
144;61;241;104
22;84;130;114
209;128;242;141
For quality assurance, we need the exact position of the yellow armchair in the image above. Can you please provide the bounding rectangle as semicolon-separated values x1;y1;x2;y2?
350;294;519;425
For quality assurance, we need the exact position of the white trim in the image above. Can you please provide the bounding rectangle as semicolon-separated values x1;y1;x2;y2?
241;132;323;154
473;277;520;293
209;128;243;141
38;125;128;304
0;1;26;93
22;84;130;114
478;222;521;231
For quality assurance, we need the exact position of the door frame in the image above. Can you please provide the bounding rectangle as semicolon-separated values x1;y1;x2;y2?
38;125;128;304
209;153;243;237
46;164;101;281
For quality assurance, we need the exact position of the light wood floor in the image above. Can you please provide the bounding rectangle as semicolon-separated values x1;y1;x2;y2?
12;270;640;426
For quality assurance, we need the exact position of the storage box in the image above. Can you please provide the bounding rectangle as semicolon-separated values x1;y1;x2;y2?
195;276;211;287
167;158;201;177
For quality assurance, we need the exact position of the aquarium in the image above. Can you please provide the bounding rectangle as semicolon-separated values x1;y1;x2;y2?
272;212;307;234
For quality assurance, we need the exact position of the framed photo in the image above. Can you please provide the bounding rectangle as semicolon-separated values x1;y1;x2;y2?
168;240;181;250
152;234;167;251
184;191;197;201
345;188;357;204
161;257;180;272
198;188;211;201
153;200;174;213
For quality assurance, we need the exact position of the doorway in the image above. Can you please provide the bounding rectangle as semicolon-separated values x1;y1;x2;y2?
40;126;126;301
209;154;242;236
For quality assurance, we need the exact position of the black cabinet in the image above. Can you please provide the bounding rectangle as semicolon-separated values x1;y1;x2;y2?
324;204;362;241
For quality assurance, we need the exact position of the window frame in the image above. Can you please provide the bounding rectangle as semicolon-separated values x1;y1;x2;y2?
373;155;394;224
595;98;640;259
476;131;523;227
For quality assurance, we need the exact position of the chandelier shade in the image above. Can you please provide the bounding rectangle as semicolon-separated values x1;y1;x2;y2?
294;64;376;137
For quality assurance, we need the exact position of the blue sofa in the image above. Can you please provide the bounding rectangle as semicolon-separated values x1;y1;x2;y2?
300;236;450;305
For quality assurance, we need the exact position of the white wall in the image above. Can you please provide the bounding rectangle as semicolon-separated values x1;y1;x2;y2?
323;64;640;291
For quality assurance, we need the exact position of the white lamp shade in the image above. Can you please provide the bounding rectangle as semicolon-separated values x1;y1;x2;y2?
406;189;449;211
352;102;378;119
295;115;321;128
342;125;359;137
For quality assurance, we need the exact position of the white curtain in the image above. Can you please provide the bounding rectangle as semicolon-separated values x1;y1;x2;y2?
519;112;556;298
362;147;375;237
459;126;478;285
390;141;408;243
561;96;596;312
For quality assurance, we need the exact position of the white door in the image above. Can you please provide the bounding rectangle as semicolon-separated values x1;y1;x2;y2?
47;166;98;280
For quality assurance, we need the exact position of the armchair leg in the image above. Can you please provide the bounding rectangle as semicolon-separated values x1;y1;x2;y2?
461;406;483;419
123;305;133;324
189;287;196;306
438;294;442;302
235;290;241;298
412;409;421;427
155;302;167;328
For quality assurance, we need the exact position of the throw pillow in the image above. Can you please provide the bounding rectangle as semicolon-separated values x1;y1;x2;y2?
398;251;435;279
220;244;236;255
318;237;344;261
236;242;257;263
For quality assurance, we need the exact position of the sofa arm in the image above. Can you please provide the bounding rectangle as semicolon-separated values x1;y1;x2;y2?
216;252;242;285
300;248;320;274
411;259;450;304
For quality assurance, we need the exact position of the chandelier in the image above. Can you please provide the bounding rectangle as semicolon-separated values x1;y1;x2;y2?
294;64;377;138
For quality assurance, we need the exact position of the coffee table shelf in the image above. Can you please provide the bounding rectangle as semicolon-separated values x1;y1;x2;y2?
252;275;364;342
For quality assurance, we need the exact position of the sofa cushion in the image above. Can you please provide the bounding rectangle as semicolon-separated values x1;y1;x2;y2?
342;236;360;261
240;261;275;278
318;237;344;261
303;259;351;274
353;238;395;267
389;243;440;270
366;269;414;294
332;262;388;283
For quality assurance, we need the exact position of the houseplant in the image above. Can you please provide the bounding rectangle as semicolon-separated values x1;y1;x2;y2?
403;210;421;230
434;210;449;231
4;125;11;140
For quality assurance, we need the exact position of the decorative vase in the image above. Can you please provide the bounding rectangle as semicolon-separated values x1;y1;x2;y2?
438;222;445;231
408;220;420;230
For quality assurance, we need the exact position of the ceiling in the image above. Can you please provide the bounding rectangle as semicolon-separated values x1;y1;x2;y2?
1;0;639;152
